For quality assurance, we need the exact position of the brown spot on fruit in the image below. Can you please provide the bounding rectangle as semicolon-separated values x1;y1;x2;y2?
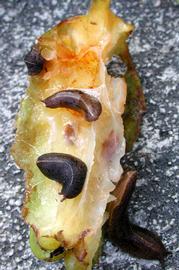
102;131;119;161
63;123;76;145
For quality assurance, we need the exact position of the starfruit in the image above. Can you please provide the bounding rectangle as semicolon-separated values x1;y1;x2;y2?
11;0;145;269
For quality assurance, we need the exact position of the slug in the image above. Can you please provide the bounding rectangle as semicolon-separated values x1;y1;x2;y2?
36;153;87;200
43;90;102;122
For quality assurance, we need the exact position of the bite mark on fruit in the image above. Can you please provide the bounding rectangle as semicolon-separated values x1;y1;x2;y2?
63;123;77;145
102;130;119;161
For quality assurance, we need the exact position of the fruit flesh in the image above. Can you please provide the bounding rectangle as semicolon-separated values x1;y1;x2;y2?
11;0;144;269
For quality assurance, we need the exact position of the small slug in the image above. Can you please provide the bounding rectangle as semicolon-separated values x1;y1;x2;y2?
50;246;65;258
24;46;45;75
106;55;127;78
63;123;76;145
42;90;102;122
36;153;87;199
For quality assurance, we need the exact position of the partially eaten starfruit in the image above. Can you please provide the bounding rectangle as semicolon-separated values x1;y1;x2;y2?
11;0;146;269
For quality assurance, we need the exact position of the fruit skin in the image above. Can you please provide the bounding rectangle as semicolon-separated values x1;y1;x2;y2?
38;236;61;251
123;59;146;152
110;34;146;152
30;228;50;261
30;229;65;262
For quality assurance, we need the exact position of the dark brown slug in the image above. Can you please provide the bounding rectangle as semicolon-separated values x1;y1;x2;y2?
107;171;169;262
50;246;65;258
108;170;137;235
36;153;87;199
24;46;45;75
106;55;127;78
118;223;170;261
42;90;102;122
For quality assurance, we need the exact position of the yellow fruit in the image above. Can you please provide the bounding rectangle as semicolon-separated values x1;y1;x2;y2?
11;0;138;269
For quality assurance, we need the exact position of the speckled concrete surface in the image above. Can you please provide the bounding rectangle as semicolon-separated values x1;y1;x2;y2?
0;0;178;270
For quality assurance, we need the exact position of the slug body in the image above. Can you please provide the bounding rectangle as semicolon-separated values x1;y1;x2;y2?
24;46;45;75
11;1;145;269
43;90;102;122
36;153;87;199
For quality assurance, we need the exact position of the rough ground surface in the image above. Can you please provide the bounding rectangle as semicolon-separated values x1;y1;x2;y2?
0;0;178;269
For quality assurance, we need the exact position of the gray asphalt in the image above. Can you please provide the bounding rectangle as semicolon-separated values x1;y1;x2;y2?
0;1;178;269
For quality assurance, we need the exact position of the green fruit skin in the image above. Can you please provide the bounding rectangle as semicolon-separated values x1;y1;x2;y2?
30;228;65;262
